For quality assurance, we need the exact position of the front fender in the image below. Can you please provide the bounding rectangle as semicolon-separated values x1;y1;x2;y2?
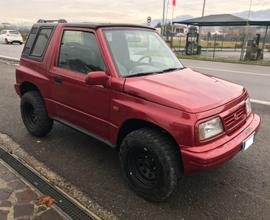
109;91;196;147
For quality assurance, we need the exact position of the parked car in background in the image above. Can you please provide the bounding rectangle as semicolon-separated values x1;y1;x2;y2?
0;30;23;44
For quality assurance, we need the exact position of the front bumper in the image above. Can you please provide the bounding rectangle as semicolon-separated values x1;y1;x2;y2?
181;113;261;174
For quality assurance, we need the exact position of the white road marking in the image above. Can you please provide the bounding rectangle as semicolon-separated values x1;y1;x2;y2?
189;66;270;77
251;99;270;106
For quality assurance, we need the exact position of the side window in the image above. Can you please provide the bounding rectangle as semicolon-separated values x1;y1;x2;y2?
30;28;53;57
22;27;38;56
1;30;6;34
58;30;105;74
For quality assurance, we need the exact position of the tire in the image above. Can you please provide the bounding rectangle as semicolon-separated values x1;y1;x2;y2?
5;39;9;44
21;91;53;137
119;128;181;202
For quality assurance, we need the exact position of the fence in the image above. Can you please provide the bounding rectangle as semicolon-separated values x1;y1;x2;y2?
172;31;270;65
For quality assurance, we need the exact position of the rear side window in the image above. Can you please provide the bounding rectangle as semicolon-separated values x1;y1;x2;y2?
22;27;38;56
30;28;53;57
58;30;105;74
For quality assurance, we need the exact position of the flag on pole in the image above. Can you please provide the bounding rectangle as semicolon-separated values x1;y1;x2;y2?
172;0;176;7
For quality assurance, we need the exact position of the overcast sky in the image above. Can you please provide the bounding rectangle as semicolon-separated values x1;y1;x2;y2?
0;0;269;24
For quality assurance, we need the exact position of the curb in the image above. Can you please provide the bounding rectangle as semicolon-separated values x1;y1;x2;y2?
0;133;117;220
0;55;19;62
0;147;96;220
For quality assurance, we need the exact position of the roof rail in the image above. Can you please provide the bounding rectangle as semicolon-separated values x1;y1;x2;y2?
37;19;67;23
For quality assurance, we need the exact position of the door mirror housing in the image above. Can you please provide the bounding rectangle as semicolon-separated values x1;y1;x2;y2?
85;71;109;86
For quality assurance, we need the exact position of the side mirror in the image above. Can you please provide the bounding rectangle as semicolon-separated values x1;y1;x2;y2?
85;71;109;86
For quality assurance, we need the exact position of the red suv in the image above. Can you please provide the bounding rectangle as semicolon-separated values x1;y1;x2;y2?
15;19;261;201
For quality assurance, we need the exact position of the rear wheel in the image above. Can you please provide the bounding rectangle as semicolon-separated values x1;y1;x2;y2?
21;91;53;137
119;128;181;202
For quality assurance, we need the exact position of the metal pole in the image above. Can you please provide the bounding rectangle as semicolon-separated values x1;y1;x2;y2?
206;34;209;52
164;0;170;38
261;25;269;55
240;0;253;60
213;34;217;60
162;0;166;36
202;0;206;17
171;3;175;48
198;0;206;49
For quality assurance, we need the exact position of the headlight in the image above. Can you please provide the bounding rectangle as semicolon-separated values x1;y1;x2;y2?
199;117;224;141
245;98;252;115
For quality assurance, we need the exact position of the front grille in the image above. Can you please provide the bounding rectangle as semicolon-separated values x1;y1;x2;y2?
223;105;247;134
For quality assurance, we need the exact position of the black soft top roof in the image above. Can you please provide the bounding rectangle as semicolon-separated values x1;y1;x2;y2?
64;23;155;30
32;22;155;30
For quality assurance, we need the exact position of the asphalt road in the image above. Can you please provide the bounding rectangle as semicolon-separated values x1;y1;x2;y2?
181;59;270;103
0;43;23;60
0;61;270;220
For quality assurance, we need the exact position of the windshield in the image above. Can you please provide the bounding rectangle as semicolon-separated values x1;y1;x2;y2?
104;29;184;77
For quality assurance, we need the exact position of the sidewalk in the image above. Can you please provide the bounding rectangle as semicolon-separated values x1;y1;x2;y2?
0;160;67;220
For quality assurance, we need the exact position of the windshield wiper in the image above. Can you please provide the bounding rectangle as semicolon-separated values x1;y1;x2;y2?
126;67;185;78
126;72;157;78
156;67;185;74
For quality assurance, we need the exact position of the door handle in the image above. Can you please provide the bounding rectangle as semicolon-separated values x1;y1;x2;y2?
54;76;63;85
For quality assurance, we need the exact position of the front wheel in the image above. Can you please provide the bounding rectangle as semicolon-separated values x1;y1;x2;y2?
119;128;181;202
21;91;53;137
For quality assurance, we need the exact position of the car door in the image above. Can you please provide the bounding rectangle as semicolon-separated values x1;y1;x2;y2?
49;29;111;141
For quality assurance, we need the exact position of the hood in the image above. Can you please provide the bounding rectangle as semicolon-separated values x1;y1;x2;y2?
124;68;244;113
